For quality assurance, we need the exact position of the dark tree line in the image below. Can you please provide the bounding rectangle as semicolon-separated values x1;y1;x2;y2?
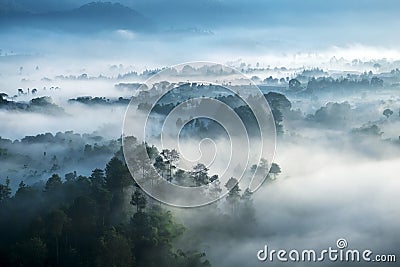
0;132;121;188
0;155;210;267
68;96;130;106
288;75;385;93
151;147;281;190
141;90;292;137
0;95;65;115
150;148;220;188
0;135;283;266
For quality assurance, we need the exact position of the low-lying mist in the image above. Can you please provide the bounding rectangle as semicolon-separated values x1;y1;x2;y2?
172;130;400;267
0;56;399;266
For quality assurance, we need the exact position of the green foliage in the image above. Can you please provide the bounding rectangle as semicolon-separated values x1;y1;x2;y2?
0;157;210;267
225;177;241;217
0;177;11;202
129;205;187;267
264;92;291;135
45;209;69;238
312;101;352;127
233;105;260;135
191;163;209;186
90;168;105;186
146;144;159;160
305;75;384;92
161;149;179;182
0;131;121;189
154;155;166;178
14;237;48;267
174;250;211;267
97;228;133;267
45;173;62;192
105;157;132;191
131;187;147;212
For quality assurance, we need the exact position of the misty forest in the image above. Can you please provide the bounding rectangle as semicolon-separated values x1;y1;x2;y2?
1;0;400;267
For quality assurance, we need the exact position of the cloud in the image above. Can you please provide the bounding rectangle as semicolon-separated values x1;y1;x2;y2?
181;139;400;266
115;29;136;40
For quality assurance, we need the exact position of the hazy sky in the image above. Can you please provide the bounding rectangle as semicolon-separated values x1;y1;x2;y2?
1;0;400;68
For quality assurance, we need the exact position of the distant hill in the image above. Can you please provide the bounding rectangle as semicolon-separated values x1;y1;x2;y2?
0;1;153;32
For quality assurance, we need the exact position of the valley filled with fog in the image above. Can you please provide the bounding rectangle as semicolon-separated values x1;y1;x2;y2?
1;57;399;266
1;0;400;266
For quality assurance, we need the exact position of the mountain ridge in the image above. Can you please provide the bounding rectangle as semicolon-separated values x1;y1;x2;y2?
0;1;153;32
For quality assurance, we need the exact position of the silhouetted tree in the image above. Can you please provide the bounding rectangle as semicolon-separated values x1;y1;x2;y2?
269;163;281;180
161;149;179;182
371;77;383;87
238;188;256;225
0;177;11;202
97;228;133;267
225;177;241;217
191;163;209;186
65;171;77;182
105;157;131;193
135;145;152;182
45;209;69;264
45;174;62;192
383;108;394;118
154;155;167;178
131;188;147;213
15;237;47;267
90;168;105;187
289;78;302;91
209;178;222;199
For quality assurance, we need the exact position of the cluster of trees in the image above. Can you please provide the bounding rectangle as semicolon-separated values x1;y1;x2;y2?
351;124;382;137
288;76;385;93
130;145;219;188
0;132;120;186
17;88;41;96
150;103;175;115
260;68;327;85
0;93;9;104
132;144;281;203
0;155;211;267
131;145;268;226
117;67;165;80
310;102;353;127
51;68;166;82
308;102;400;129
68;96;130;106
139;87;292;137
1;130;284;266
264;92;291;135
0;95;64;115
27;97;65;115
147;147;281;189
